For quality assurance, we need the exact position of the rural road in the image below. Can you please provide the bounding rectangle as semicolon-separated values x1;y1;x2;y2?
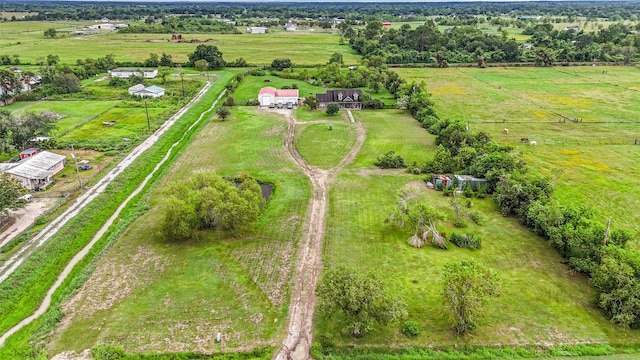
0;82;226;347
274;110;365;360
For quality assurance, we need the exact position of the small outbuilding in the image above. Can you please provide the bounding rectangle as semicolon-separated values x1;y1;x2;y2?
20;148;38;160
454;174;487;191
432;174;453;190
283;22;298;31
129;85;165;98
128;84;145;95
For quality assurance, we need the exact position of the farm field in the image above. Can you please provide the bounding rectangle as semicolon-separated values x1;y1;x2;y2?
0;29;359;65
18;77;640;358
395;66;640;231
48;106;311;354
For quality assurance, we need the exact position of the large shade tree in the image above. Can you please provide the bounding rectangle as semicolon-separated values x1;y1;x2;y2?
188;44;225;70
316;266;407;336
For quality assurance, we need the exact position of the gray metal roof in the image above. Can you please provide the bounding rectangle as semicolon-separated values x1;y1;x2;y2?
5;151;66;180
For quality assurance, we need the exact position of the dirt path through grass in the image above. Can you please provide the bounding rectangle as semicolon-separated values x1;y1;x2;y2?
275;110;364;360
0;83;225;348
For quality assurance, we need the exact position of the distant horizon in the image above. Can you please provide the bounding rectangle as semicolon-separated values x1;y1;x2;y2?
8;0;637;3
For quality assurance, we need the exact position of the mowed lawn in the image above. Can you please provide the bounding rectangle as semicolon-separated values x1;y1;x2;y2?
49;106;311;354
395;66;640;233
0;30;359;65
295;122;356;169
349;109;435;168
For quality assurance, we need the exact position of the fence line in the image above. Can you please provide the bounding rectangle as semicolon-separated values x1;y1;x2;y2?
498;138;640;146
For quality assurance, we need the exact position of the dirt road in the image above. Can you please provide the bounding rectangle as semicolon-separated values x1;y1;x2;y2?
274;110;365;360
0;198;59;249
0;83;226;347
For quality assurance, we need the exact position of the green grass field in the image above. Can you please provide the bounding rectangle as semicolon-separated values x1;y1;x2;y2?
0;29;360;66
395;66;640;231
3;100;117;136
295;122;356;169
48;106;311;354
349;109;434;168
315;108;640;347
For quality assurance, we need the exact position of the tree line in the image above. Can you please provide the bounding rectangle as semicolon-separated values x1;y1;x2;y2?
342;19;639;65
6;2;640;23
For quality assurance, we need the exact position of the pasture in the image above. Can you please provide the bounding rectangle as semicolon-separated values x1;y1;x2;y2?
395;66;640;231
48;106;311;354
0;29;360;66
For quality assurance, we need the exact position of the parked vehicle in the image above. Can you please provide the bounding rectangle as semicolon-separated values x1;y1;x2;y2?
17;194;32;202
80;164;92;171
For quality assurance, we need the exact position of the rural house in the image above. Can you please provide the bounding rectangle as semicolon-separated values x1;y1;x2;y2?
283;22;298;31
247;27;267;34
108;69;158;79
129;85;165;98
316;89;363;110
128;84;145;95
1;151;66;190
258;87;299;107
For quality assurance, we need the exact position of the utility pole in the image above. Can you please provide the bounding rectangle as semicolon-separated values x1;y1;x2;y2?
71;144;82;189
145;99;150;130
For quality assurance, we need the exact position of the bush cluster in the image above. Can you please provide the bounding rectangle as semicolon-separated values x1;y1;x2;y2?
450;232;482;250
374;151;406;169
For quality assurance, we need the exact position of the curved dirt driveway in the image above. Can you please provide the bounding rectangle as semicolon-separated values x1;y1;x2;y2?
0;84;226;348
275;110;365;360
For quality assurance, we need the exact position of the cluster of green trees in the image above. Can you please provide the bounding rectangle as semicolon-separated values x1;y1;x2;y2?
342;19;638;65
317;261;500;337
524;22;638;64
0;110;57;153
161;172;265;241
119;16;240;34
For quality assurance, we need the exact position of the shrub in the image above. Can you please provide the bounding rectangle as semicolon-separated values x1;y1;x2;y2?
463;182;474;198
469;212;484;225
224;95;235;106
450;232;482;250
91;344;125;360
326;103;340;116
374;151;406;169
251;69;265;76
401;320;420;337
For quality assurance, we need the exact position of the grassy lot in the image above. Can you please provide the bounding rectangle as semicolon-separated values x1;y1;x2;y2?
394;66;640;232
48;106;311;354
0;30;360;66
3;100;117;136
349;109;434;168
315;105;640;346
295;122;356;169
